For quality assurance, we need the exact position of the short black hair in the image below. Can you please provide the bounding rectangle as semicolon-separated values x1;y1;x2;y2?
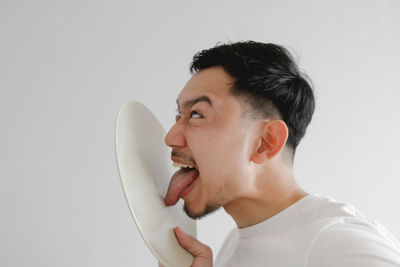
190;41;315;161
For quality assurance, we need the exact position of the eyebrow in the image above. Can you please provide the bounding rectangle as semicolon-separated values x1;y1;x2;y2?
176;95;212;110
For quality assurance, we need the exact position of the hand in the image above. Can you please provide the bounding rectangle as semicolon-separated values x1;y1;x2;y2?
174;226;213;267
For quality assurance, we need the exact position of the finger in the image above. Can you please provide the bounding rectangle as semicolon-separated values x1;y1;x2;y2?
173;227;213;259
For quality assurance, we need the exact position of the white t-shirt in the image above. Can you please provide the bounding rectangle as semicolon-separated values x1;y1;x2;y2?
215;194;400;267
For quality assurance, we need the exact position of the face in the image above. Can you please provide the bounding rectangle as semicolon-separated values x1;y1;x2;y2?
165;66;257;219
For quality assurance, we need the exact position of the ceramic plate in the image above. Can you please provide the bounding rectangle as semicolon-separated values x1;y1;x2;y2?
114;100;196;267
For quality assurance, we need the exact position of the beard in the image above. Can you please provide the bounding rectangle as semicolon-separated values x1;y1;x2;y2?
183;202;221;220
183;185;228;219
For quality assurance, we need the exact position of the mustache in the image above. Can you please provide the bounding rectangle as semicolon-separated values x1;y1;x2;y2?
171;150;196;166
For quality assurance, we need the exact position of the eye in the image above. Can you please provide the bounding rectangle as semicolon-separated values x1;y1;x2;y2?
190;110;202;119
175;108;202;121
175;108;182;122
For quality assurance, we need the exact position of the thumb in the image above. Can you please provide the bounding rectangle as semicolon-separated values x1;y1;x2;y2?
174;227;213;266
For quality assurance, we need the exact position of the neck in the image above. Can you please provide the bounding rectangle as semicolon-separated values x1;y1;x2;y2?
223;165;308;229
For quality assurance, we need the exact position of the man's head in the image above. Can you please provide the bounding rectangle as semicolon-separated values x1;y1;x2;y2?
165;41;315;219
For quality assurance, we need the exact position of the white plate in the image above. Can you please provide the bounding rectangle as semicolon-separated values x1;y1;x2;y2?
114;100;196;267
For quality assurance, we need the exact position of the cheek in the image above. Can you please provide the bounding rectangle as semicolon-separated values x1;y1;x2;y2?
187;123;248;181
203;133;247;181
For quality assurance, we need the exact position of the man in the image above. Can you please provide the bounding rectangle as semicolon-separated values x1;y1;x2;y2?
161;41;400;266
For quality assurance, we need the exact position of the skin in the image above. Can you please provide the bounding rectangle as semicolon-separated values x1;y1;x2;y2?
160;66;308;267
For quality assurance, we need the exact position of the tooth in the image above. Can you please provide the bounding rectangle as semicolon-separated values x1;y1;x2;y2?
172;162;195;169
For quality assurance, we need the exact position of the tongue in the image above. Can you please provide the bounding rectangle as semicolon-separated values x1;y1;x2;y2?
164;168;199;206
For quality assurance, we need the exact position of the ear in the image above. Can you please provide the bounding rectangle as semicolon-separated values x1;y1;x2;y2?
251;120;288;164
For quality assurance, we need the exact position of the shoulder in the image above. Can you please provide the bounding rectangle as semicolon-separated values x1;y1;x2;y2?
306;218;400;267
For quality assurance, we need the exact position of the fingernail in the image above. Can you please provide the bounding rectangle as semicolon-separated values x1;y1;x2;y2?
174;227;183;234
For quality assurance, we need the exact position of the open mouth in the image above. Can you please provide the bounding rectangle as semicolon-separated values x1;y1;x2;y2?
164;164;200;206
181;166;197;172
179;165;200;194
179;170;199;199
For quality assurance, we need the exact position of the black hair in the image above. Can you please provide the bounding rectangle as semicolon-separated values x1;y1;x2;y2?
190;41;315;160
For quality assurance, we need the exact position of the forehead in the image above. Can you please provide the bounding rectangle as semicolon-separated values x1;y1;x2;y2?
177;66;236;108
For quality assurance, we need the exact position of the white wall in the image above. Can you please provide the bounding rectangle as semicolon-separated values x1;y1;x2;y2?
1;0;399;266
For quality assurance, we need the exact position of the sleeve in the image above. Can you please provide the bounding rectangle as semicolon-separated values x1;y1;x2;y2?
306;222;400;267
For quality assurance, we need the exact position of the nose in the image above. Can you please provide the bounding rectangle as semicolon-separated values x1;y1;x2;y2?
164;121;186;148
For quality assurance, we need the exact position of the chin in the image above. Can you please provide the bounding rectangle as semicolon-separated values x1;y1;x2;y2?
183;201;221;220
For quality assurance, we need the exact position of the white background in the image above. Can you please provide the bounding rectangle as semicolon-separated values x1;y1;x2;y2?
1;0;399;266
